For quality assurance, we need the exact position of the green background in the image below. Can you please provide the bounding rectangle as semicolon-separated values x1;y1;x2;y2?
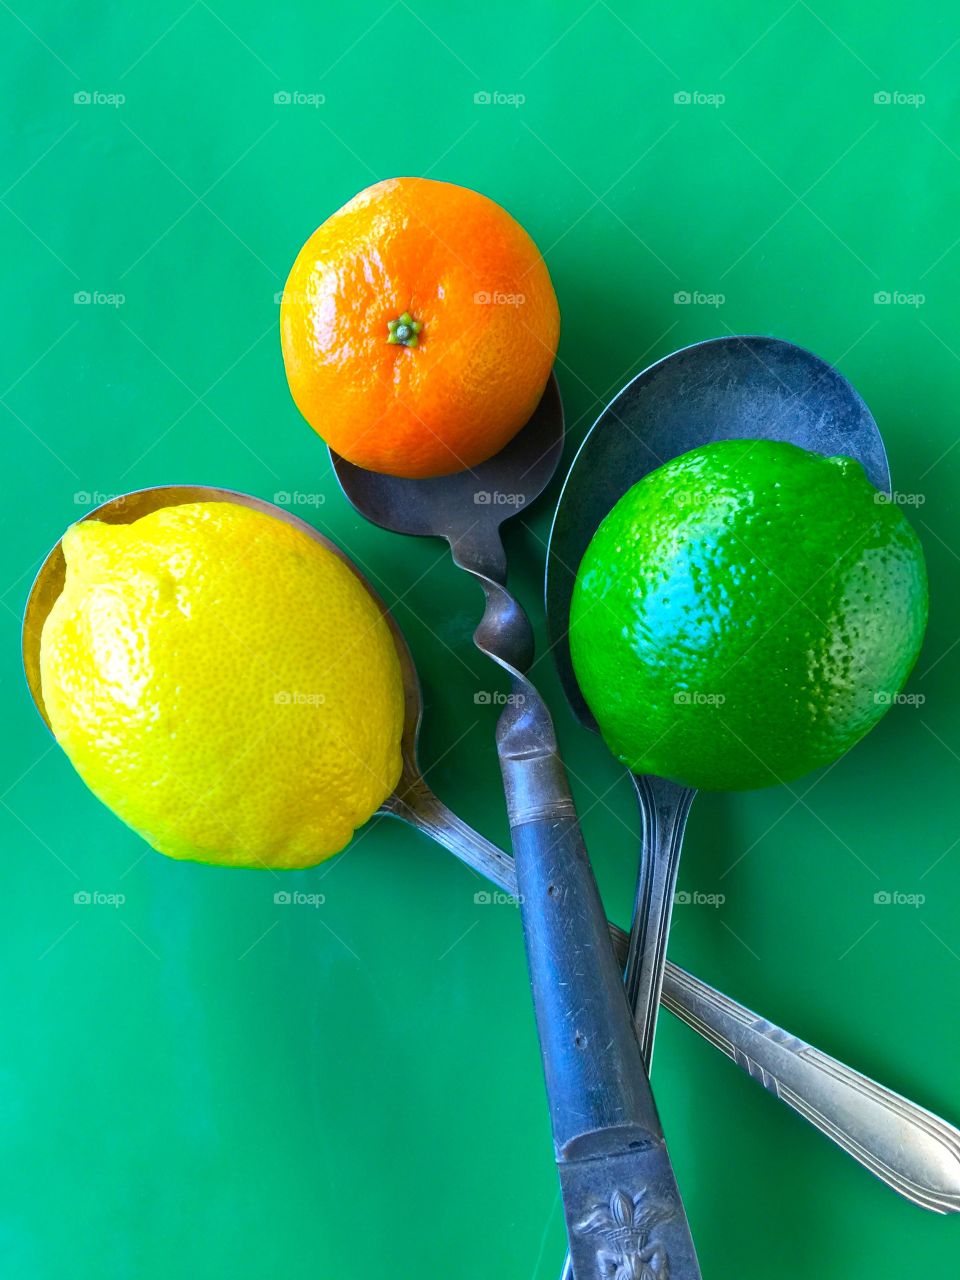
3;2;959;1276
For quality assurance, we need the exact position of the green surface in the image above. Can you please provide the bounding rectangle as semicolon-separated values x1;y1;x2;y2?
570;440;929;790
2;3;959;1276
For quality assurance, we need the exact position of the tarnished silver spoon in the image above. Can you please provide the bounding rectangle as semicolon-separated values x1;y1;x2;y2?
547;336;892;1069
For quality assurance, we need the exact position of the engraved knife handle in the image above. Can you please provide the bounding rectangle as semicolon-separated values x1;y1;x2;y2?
498;702;701;1278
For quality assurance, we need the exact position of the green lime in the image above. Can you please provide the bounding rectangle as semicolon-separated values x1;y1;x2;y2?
569;439;928;791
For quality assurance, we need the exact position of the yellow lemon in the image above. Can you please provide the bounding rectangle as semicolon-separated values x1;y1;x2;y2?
39;502;404;869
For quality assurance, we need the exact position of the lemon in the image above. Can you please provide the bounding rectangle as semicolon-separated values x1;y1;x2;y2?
40;502;405;869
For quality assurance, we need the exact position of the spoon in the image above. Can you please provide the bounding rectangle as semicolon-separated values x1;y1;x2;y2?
24;486;960;1219
542;330;917;1279
547;335;891;1075
333;379;703;1274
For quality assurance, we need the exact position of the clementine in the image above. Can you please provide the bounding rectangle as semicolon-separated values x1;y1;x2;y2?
280;177;560;478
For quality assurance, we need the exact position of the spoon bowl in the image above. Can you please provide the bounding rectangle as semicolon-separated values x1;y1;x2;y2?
546;333;892;1069
548;334;890;728
331;373;564;548
333;372;564;676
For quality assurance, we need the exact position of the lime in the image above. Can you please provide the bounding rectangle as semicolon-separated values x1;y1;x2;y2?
40;502;405;868
569;440;928;791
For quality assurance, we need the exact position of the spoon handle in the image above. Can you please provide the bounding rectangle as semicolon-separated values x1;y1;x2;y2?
625;776;696;1066
384;784;960;1213
659;965;960;1213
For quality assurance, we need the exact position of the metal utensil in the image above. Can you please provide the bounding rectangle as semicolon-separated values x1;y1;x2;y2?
546;335;891;1077
332;378;702;1277
24;484;960;1219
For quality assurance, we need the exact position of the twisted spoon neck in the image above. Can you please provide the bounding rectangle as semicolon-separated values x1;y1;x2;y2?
448;533;558;772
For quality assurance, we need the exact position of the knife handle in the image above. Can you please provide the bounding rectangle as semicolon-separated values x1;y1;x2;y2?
499;712;702;1278
502;745;661;1149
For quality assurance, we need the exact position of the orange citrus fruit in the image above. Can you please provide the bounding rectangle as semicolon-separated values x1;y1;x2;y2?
280;177;560;478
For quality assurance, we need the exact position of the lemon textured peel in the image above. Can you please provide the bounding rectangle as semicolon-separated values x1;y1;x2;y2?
40;502;404;869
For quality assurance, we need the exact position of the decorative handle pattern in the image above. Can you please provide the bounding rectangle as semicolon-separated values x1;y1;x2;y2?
660;966;960;1214
384;782;960;1215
